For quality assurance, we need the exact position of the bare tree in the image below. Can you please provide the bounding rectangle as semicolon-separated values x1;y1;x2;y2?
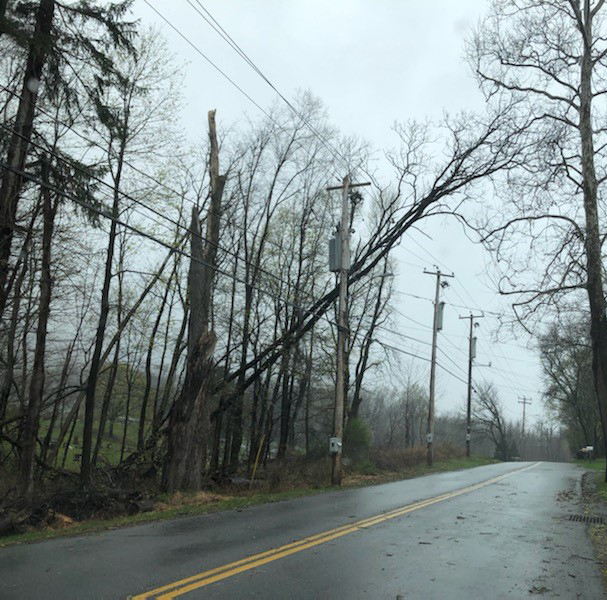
539;318;601;451
469;0;607;478
473;382;517;461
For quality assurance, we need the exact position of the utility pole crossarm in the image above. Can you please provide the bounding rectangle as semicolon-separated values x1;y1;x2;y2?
326;181;371;191
423;268;455;279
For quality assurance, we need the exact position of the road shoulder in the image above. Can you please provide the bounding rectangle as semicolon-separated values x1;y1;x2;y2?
582;467;607;593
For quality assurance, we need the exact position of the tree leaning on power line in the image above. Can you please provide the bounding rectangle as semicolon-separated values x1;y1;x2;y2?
469;0;607;480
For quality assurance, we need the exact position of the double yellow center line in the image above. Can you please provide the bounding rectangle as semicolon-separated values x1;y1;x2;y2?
132;462;540;599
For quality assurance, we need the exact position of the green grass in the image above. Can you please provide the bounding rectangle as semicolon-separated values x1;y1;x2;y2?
575;457;606;472
31;416;145;471
575;458;607;502
420;456;497;473
0;455;497;548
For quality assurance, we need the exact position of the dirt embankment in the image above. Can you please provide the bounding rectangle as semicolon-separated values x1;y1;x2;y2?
581;470;607;589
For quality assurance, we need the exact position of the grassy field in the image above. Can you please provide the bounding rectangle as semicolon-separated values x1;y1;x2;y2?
37;416;145;470
0;454;497;547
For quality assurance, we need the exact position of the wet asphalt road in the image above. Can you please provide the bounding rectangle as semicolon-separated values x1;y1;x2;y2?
0;461;604;599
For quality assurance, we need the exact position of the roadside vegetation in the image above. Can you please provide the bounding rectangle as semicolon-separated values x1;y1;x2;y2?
577;459;607;588
0;447;496;547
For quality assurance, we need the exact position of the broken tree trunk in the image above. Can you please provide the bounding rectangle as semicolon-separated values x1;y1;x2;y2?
162;110;226;492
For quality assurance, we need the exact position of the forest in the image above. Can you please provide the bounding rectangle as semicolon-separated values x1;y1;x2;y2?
1;0;605;535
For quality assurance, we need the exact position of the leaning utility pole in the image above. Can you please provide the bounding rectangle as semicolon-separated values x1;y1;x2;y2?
327;176;370;485
424;267;454;466
459;313;483;458
518;396;532;437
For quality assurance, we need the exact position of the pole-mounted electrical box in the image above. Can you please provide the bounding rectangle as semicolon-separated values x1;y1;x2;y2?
436;301;445;331
466;433;471;442
329;234;349;272
329;236;342;272
426;433;434;444
471;336;477;360
329;437;342;454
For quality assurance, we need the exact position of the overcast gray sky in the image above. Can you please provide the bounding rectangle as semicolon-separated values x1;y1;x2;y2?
135;0;544;426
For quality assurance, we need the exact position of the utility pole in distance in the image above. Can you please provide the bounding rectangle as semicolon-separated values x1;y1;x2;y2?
518;396;532;436
424;267;454;466
518;396;532;460
459;313;484;458
327;176;370;485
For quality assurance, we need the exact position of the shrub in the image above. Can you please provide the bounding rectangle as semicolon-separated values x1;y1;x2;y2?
343;418;371;463
370;443;464;472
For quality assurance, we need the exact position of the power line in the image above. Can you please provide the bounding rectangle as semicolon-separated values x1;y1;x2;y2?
0;81;335;263
375;324;432;348
9;151;536;394
1;161;407;356
436;345;469;377
183;0;356;178
0;116;321;302
145;0;346;182
0;161;332;319
406;234;534;395
392;286;510;319
373;338;469;386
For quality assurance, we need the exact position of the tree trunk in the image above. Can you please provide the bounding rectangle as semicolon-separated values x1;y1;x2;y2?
153;302;188;435
152;263;179;425
276;347;292;459
40;335;75;464
80;141;125;485
19;160;56;501
228;283;253;471
0;0;55;318
578;4;607;482
46;242;176;465
138;275;171;450
162;110;226;491
289;345;312;449
92;334;120;467
0;233;30;437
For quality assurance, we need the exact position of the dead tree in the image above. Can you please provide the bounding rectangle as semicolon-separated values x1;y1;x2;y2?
162;110;227;492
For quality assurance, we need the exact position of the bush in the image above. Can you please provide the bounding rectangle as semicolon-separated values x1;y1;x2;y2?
343;418;371;463
351;459;378;476
370;443;464;472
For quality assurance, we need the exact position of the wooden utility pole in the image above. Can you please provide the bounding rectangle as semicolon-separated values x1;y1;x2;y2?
459;313;483;458
424;268;454;466
327;176;370;485
518;396;532;436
